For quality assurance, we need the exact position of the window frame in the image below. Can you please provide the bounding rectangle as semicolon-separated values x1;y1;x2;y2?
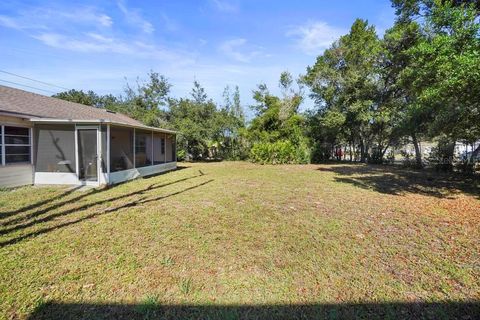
0;124;32;166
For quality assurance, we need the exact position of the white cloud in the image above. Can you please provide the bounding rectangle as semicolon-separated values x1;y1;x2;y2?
210;0;239;13
117;0;154;34
0;15;21;29
219;38;262;63
97;14;113;27
57;8;113;28
0;3;191;63
32;32;193;64
0;7;112;30
287;21;345;55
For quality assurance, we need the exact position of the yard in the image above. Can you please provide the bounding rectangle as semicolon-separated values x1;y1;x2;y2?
0;162;479;319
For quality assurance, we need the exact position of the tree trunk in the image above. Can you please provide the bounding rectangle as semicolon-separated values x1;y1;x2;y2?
411;133;423;168
360;140;366;163
349;142;353;162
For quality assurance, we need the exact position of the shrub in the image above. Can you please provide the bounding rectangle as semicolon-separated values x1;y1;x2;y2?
426;138;456;172
250;140;309;164
310;142;332;163
368;149;384;164
176;149;186;161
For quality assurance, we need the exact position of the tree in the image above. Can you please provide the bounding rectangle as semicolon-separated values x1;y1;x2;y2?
119;72;172;127
53;89;119;109
382;20;427;167
304;19;385;163
398;1;480;167
247;72;309;164
167;81;245;160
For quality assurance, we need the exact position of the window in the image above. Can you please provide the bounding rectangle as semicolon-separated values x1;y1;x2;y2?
1;125;31;165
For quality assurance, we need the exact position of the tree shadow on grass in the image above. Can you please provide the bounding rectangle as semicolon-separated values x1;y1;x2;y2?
0;166;191;222
0;185;85;220
317;164;480;198
27;301;480;320
0;170;203;231
0;174;212;248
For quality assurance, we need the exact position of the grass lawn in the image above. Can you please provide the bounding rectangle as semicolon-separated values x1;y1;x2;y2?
0;162;479;319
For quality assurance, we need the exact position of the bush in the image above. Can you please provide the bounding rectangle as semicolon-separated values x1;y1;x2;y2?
310;142;332;163
368;149;384;164
426;138;455;172
176;149;186;161
250;140;309;164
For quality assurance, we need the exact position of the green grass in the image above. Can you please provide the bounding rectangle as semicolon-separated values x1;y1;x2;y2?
0;162;479;319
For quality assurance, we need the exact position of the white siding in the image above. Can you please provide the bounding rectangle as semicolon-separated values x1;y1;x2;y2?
0;165;33;188
0;115;33;187
34;172;80;185
108;162;176;185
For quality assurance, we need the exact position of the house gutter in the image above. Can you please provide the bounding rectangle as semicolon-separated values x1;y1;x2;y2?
28;118;176;134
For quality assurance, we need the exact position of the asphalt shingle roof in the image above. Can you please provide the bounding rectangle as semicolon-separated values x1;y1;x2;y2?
0;85;145;127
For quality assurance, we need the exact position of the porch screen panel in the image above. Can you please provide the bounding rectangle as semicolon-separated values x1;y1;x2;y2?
110;126;133;172
165;134;174;162
135;130;152;167
172;134;176;162
35;124;76;173
153;132;165;164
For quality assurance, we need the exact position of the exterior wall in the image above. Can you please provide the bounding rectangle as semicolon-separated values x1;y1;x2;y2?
108;162;176;185
0;115;30;126
34;172;80;185
0;165;33;188
0;117;176;187
0;115;33;187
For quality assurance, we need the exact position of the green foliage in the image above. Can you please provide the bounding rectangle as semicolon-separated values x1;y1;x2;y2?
247;72;309;164
426;136;457;171
53;89;119;109
169;82;246;160
53;2;479;171
250;140;309;165
304;19;386;163
179;277;193;295
119;72;172;127
303;2;480;171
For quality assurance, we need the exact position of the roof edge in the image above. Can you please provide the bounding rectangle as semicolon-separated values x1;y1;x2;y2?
28;118;176;134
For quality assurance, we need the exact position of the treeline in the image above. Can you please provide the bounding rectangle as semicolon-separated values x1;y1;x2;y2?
303;0;480;171
54;75;246;161
54;0;480;171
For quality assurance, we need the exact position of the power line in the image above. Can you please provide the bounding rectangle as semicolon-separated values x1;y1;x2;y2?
0;79;58;94
0;70;69;91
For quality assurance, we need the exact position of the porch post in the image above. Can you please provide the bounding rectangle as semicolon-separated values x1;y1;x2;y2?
151;130;154;166
107;124;110;174
1;125;5;166
164;132;166;163
133;128;136;168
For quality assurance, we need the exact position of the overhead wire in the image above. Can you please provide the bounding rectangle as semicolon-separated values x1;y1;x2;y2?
0;79;58;94
0;69;69;91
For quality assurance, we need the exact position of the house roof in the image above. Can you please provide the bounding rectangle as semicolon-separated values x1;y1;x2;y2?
0;85;175;134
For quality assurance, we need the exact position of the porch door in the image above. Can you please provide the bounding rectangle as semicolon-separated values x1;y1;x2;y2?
78;129;98;181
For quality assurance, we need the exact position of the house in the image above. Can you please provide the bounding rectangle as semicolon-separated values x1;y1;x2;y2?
0;85;177;188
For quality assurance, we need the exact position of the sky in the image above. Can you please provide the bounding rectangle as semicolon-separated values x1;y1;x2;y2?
0;0;396;115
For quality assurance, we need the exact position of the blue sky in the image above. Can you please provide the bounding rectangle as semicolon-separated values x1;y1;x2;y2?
0;0;395;113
